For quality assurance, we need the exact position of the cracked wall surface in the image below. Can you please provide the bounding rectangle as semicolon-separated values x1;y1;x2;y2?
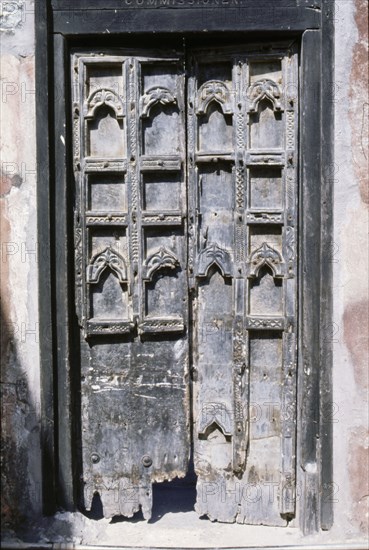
0;0;368;543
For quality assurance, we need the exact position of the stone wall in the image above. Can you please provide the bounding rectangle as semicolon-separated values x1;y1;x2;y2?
0;0;367;543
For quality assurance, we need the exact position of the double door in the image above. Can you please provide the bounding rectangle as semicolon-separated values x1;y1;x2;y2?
71;42;298;525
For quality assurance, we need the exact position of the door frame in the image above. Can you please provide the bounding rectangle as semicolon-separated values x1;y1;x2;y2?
35;0;334;533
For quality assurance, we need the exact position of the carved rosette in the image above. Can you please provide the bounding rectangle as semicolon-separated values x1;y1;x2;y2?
247;242;285;278
139;86;177;118
196;80;233;115
247;78;283;112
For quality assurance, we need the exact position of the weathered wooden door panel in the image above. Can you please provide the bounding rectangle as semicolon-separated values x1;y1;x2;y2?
72;51;189;519
189;46;298;525
71;43;298;525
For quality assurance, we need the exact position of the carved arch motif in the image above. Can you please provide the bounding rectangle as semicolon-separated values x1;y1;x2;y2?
144;247;180;281
247;242;284;278
85;88;124;118
196;80;233;115
197;243;232;278
140;86;177;118
247;78;283;113
198;403;233;438
87;247;128;283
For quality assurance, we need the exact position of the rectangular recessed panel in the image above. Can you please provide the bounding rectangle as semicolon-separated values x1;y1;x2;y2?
91;276;129;320
141;65;181;156
144;227;183;259
249;331;283;438
143;172;181;211
88;173;126;212
249;226;282;256
145;273;183;318
199;107;233;152
197;62;232;87
89;227;127;259
249;166;283;209
249;61;283;150
143;227;185;319
87;115;125;158
198;163;234;250
141;63;176;91
249;60;282;83
85;63;124;98
249;273;283;316
250;108;283;150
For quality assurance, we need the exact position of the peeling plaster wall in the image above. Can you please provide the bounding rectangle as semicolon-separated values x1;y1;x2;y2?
333;0;369;538
0;0;368;543
0;0;42;527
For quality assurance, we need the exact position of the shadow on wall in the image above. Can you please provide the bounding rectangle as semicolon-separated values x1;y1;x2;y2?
0;301;44;536
0;292;198;533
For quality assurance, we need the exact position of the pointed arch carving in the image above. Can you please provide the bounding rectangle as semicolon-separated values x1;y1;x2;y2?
143;247;180;281
196;80;233;115
85;88;125;118
247;78;283;113
247;242;284;278
198;403;233;438
139;86;177;118
197;243;232;279
87;247;128;283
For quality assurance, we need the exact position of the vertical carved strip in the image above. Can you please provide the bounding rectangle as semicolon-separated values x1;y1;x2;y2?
74;223;83;324
232;60;248;476
235;62;245;213
234;60;247;271
235;166;244;210
128;60;139;268
73;116;80;169
235;224;245;264
286;110;295;150
187;66;196;288
126;59;140;325
286;225;295;277
237;111;244;151
280;52;298;518
286;168;295;206
130;176;139;268
281;330;297;515
232;317;247;474
72;56;86;328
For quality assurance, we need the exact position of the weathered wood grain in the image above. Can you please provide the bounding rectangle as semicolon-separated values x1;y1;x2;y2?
72;51;189;519
70;42;301;527
189;45;298;525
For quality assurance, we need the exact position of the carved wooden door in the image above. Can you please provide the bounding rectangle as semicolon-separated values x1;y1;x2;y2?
71;42;298;526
